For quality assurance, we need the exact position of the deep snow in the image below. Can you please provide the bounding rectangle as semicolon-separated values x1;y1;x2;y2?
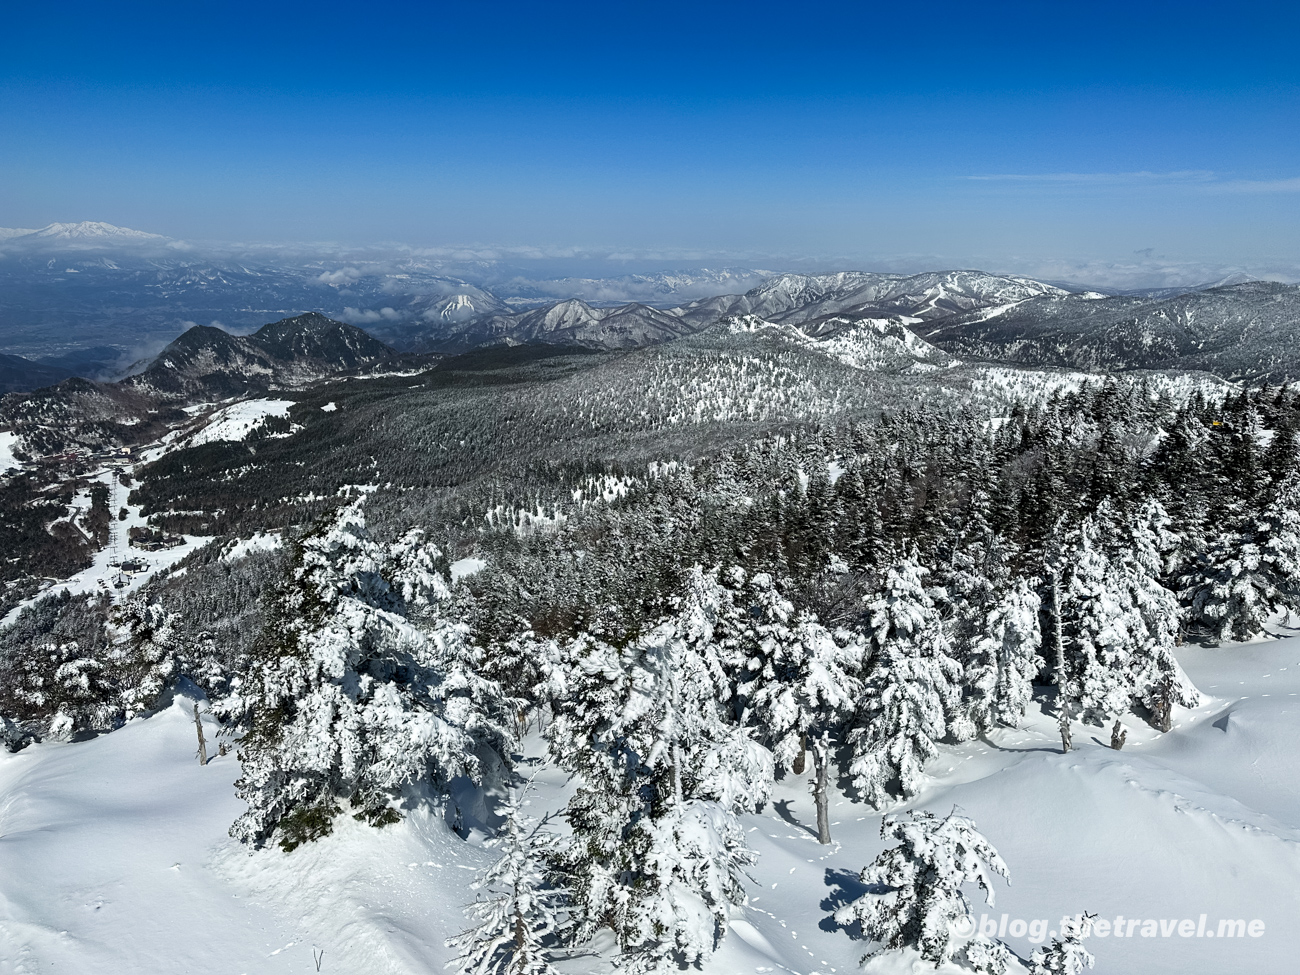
3;639;1299;974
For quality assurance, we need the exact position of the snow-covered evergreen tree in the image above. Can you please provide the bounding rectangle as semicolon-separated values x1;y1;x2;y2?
964;577;1042;731
110;597;180;719
1055;508;1200;727
1182;470;1300;641
448;786;567;975
833;809;1009;969
734;572;858;770
547;570;767;971
847;560;965;806
222;503;516;850
1029;923;1095;975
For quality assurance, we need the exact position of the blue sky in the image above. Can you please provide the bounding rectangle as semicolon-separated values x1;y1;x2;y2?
2;0;1299;274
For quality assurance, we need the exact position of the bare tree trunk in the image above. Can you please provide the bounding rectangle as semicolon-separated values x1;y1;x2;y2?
812;732;832;845
1050;573;1071;754
1152;673;1174;732
193;703;208;766
791;732;807;775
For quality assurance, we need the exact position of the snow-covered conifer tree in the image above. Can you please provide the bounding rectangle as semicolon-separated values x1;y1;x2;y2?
547;569;767;971
1182;470;1300;641
847;560;965;806
111;597;180;719
1029;922;1095;975
1055;508;1200;727
222;503;516;850
964;577;1042;732
833;809;1009;969
730;571;859;838
448;786;567;975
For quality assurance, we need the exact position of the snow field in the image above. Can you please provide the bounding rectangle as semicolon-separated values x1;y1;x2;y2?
188;398;296;446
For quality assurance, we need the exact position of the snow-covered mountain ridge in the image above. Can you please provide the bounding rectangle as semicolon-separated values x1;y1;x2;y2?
2;221;167;242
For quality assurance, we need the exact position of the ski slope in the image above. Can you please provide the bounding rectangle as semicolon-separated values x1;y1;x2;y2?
2;640;1298;974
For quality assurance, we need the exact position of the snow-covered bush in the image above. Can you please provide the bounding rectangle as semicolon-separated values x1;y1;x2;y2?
833;809;1009;970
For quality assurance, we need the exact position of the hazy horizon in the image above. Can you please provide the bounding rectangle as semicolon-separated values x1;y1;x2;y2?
4;0;1299;286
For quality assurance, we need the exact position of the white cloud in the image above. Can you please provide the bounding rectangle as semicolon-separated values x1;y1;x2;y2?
341;306;401;323
968;170;1215;184
1214;177;1300;193
316;267;363;286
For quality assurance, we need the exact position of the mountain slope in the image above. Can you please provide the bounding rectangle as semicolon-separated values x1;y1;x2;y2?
918;281;1300;379
6;221;168;243
123;313;395;400
0;354;76;394
677;270;1068;327
438;299;696;351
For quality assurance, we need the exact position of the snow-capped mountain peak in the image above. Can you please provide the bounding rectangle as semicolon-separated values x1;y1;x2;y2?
17;221;167;241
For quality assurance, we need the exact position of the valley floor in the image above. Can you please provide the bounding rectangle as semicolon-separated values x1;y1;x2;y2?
3;638;1299;975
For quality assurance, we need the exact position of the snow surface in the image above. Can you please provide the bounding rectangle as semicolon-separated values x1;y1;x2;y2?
449;557;487;582
221;532;282;563
188;399;296;446
3;639;1299;973
0;432;20;474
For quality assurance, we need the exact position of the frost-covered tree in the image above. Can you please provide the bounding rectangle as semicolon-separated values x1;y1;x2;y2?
448;786;568;975
222;503;516;850
964;577;1042;732
833;809;1009;970
1182;471;1300;642
0;591;113;743
730;570;859;841
847;560;965;806
1054;509;1199;727
110;597;180;719
1029;923;1095;975
547;570;767;971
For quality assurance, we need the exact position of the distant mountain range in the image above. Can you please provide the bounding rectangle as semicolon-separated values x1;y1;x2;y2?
3;221;1300;395
917;280;1300;380
0;221;168;243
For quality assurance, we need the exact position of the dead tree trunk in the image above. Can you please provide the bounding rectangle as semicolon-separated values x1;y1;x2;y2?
193;703;208;766
1049;572;1071;754
811;732;832;845
1151;672;1174;732
1110;719;1127;750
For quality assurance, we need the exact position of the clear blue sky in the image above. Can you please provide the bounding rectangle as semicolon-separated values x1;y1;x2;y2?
2;1;1299;271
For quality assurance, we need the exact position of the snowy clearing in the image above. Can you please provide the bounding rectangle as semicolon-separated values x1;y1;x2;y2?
0;431;20;473
449;556;487;581
189;398;296;446
2;640;1297;974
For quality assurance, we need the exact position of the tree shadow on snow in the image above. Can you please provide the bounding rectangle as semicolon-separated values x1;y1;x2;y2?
976;732;1060;755
773;799;817;838
819;868;880;935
